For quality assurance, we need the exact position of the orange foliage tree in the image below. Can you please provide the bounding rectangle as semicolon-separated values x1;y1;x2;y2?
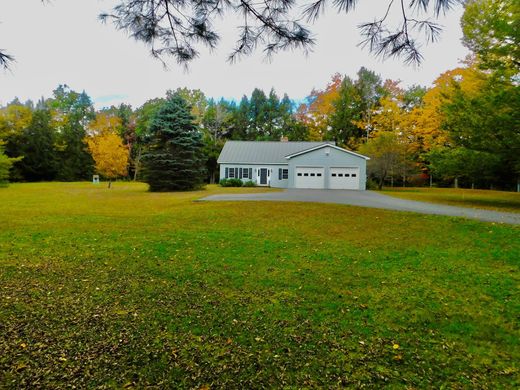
296;73;343;141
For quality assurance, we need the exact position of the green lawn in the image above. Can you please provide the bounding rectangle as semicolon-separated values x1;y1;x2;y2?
382;187;520;213
0;182;519;388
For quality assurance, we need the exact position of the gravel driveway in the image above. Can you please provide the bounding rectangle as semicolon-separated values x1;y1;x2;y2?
201;189;520;225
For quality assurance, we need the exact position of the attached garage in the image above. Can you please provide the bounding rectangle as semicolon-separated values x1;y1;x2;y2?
287;144;369;190
295;167;325;189
329;167;360;190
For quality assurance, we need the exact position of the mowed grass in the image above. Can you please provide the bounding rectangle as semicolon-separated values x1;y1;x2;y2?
0;182;519;388
382;187;520;213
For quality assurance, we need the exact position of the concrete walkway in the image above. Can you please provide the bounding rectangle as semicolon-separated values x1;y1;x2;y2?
201;189;520;225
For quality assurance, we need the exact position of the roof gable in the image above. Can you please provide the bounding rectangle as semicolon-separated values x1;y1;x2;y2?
217;141;335;164
285;144;370;160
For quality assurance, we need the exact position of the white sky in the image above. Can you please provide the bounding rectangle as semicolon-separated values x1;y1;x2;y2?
0;0;470;109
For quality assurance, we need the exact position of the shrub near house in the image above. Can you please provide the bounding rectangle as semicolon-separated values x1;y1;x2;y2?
219;178;243;187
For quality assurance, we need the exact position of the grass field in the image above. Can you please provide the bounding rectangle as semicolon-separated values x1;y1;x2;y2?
382;187;520;213
1;182;519;388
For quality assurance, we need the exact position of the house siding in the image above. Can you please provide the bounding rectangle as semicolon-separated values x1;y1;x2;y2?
287;147;367;190
220;163;290;188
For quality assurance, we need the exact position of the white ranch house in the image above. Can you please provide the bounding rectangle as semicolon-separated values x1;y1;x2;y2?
218;141;369;190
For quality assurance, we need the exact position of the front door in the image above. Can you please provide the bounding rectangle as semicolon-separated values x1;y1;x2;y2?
259;168;268;185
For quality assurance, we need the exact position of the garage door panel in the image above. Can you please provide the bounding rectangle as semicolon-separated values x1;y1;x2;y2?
295;167;325;189
329;167;360;190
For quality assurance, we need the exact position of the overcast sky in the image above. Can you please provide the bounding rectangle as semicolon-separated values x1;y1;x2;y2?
0;0;470;109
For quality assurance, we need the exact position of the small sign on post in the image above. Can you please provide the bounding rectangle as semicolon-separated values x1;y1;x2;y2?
92;175;100;184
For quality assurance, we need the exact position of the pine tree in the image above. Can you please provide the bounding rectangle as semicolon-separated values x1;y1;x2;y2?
142;94;206;191
17;109;58;181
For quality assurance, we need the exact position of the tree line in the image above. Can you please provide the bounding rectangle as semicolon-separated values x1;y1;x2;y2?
0;0;518;190
0;85;308;186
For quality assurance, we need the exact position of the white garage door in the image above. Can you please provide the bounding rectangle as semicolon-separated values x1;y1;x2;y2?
295;167;325;189
329;167;360;190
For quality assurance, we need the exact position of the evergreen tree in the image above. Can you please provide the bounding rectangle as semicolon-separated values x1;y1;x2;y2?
231;96;250;140
263;89;281;139
142;94;206;191
249;89;268;138
56;120;94;181
16;109;58;181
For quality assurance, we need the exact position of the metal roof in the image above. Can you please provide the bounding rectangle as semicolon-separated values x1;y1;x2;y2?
217;141;335;164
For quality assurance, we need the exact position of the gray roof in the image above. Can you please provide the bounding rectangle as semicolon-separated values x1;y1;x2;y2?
217;141;335;164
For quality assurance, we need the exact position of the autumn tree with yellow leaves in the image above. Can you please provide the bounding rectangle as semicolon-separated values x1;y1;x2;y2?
86;113;129;188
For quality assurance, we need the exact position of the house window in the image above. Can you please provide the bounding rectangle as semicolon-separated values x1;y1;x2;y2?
338;173;343;177
304;173;309;176
310;173;315;177
279;168;289;180
243;168;249;179
352;173;357;177
227;167;240;178
317;173;322;177
345;173;350;177
297;173;302;176
332;173;337;177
